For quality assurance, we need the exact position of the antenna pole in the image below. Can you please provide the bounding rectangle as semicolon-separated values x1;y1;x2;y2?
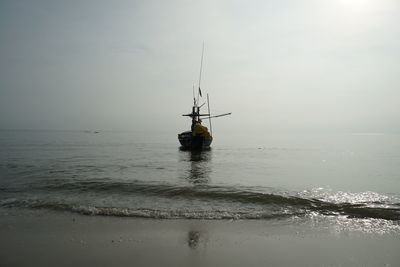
207;93;213;136
197;43;204;104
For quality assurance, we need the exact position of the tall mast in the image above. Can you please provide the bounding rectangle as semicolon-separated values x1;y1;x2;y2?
196;43;205;106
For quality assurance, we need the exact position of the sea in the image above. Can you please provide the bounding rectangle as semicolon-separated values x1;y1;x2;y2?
1;130;399;233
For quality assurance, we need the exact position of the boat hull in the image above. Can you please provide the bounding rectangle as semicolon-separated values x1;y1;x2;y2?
178;131;212;150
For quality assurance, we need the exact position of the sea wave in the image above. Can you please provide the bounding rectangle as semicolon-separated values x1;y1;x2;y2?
1;180;399;221
29;203;302;220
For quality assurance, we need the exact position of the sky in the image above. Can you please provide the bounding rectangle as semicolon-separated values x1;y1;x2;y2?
0;0;399;134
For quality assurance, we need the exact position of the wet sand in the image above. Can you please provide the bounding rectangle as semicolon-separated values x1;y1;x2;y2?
0;209;399;267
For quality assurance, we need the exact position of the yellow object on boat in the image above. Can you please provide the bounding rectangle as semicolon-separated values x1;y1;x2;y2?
193;123;211;139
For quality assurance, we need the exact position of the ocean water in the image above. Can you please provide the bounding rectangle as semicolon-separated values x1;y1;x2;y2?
1;130;399;232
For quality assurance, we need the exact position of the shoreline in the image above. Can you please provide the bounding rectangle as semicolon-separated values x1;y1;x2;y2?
1;209;399;266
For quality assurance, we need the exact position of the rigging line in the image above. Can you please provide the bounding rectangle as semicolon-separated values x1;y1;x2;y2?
207;93;213;136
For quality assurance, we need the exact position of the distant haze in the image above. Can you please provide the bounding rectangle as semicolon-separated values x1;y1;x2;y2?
1;0;399;134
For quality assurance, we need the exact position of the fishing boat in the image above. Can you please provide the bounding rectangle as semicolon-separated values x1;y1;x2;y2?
178;46;231;151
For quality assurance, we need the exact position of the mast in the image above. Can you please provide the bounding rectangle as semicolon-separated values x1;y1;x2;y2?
192;85;196;106
197;43;205;106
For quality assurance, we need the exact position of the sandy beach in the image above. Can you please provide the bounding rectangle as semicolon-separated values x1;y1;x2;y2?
1;209;399;267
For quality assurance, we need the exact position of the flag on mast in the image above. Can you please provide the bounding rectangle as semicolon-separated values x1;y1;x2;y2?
199;87;202;97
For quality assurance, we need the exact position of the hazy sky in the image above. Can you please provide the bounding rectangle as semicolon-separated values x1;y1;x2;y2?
1;0;399;134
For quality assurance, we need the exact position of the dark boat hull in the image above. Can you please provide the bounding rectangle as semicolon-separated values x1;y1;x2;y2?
178;131;212;150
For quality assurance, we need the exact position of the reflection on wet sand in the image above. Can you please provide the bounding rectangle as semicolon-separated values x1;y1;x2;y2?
187;229;210;253
188;230;200;249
